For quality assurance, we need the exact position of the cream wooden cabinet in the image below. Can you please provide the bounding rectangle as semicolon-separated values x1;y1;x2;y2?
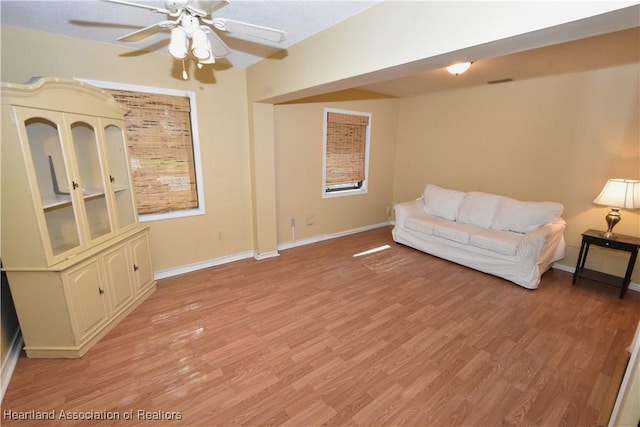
1;78;156;358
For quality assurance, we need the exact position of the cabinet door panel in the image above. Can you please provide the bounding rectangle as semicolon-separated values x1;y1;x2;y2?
103;121;137;231
65;259;109;342
13;107;83;263
68;116;114;243
103;245;134;312
130;233;153;291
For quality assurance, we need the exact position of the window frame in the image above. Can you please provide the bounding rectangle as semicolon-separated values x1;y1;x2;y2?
322;107;372;199
75;78;206;222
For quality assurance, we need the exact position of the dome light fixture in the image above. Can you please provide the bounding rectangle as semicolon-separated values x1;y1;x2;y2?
446;62;472;76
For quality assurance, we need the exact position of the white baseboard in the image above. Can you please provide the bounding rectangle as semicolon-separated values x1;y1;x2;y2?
277;222;392;251
254;250;280;260
153;223;392;280
1;330;22;404
153;251;255;280
552;262;640;293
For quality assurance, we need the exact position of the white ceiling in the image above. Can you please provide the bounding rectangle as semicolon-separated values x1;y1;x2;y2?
0;0;382;68
1;1;639;98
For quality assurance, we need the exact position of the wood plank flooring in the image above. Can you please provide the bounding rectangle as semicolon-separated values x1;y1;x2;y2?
2;226;640;426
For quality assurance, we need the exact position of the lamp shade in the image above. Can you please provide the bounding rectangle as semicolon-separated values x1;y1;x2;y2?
593;179;640;209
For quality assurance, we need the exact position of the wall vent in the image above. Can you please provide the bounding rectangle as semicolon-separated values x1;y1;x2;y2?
487;78;513;85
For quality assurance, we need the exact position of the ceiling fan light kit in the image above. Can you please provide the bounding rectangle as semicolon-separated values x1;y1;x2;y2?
105;0;287;80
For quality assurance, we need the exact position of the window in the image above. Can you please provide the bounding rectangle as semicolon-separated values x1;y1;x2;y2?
76;79;205;221
322;108;371;198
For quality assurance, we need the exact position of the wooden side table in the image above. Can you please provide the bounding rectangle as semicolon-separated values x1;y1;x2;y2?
572;229;640;299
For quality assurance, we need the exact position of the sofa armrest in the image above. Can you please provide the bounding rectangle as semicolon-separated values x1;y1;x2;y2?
394;199;424;226
520;220;566;258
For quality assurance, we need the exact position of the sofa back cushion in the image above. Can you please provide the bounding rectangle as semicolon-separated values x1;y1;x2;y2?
423;184;465;221
492;198;564;233
457;192;504;229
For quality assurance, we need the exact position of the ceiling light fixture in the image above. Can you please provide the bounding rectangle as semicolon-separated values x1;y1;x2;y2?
191;28;211;60
446;62;472;76
168;20;215;79
168;27;188;60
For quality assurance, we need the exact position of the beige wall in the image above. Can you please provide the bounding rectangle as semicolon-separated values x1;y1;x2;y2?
0;26;256;273
274;98;399;244
393;63;640;282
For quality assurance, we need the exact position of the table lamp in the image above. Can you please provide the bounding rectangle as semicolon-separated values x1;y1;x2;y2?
593;178;640;239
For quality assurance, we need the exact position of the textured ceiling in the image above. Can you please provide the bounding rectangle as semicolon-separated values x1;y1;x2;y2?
0;0;382;68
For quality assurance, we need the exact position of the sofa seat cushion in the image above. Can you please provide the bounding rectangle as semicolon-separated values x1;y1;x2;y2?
469;229;524;256
432;220;477;244
405;215;436;235
405;213;470;237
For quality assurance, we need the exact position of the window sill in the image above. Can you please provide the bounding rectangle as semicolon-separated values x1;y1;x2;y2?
322;188;368;199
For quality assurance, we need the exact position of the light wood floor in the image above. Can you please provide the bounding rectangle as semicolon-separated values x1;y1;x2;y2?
3;226;640;426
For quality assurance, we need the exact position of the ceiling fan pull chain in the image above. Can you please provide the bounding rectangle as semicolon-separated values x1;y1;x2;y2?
182;60;188;80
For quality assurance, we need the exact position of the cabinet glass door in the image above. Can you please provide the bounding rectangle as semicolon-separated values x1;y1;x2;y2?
69;116;113;242
104;122;137;230
18;109;82;259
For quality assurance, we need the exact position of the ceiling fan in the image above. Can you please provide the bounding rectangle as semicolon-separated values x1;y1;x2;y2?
104;0;287;79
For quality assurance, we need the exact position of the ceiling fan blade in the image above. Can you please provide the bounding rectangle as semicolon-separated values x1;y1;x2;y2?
208;30;231;58
205;18;286;43
117;20;177;42
102;0;171;15
202;0;230;15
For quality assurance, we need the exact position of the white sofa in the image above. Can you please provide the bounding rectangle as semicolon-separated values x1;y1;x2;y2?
392;184;567;289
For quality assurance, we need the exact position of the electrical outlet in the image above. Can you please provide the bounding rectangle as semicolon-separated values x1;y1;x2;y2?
306;214;315;226
218;231;224;240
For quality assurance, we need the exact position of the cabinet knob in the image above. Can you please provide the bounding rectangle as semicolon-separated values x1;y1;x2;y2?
98;287;104;295
72;181;79;190
133;264;139;272
109;175;115;183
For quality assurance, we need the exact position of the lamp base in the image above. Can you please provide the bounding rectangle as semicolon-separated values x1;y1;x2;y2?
599;208;621;239
599;230;618;239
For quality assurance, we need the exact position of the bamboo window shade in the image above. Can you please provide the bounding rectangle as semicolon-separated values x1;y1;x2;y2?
325;112;370;185
106;89;198;215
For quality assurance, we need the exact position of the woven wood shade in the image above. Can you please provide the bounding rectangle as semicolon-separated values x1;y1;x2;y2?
106;89;198;215
326;112;369;185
